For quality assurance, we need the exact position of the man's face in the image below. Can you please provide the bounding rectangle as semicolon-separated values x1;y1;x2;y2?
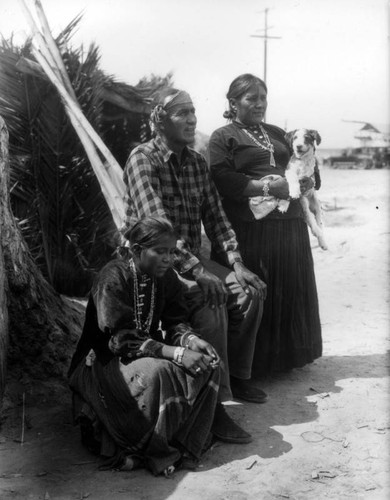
161;102;197;147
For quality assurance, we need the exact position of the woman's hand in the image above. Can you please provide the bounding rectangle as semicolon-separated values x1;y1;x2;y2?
181;348;216;376
187;337;220;368
108;330;138;356
192;263;228;309
268;177;290;199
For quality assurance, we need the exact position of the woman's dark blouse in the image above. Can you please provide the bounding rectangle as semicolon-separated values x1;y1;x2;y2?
209;121;303;222
68;259;192;376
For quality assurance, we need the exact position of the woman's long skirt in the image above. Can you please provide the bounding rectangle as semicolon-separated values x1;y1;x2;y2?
69;356;219;475
232;217;322;377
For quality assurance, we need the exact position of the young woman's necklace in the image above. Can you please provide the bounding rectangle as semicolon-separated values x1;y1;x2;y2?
129;259;156;334
241;124;276;167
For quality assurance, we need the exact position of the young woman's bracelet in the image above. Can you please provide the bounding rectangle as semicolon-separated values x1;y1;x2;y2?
173;346;186;365
185;334;197;348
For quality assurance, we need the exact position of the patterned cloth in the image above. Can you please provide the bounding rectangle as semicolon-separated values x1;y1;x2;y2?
68;258;219;475
70;356;219;475
122;135;243;273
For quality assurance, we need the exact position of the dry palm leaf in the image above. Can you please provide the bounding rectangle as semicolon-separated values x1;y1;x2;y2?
18;0;126;229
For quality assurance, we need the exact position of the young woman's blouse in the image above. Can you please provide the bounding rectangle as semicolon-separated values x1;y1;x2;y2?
68;259;194;375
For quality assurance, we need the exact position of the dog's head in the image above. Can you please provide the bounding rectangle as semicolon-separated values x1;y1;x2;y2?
285;129;321;157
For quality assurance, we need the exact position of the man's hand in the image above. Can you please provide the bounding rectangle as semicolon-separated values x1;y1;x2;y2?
192;263;227;309
187;337;220;368
233;261;267;301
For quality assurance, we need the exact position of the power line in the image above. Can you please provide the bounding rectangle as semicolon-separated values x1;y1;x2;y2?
250;8;281;85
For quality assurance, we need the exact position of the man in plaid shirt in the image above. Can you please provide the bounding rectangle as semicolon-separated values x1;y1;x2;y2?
123;88;267;444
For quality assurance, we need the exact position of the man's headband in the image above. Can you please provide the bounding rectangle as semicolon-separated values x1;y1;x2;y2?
150;90;193;124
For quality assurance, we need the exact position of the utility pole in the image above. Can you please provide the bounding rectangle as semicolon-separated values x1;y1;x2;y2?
250;8;281;86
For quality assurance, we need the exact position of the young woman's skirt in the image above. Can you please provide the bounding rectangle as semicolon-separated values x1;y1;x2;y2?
69;356;219;475
232;216;322;377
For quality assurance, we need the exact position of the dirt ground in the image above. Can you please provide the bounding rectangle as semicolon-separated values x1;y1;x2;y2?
0;166;389;500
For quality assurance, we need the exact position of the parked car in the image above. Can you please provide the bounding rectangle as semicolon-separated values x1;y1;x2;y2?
323;148;389;169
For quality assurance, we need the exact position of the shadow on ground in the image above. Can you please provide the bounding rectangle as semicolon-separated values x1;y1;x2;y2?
1;351;388;499
201;351;389;468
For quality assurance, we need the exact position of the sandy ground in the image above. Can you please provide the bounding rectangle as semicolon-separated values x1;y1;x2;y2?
0;166;389;500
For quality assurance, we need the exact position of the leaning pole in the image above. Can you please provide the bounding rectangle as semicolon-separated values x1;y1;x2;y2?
0;116;10;402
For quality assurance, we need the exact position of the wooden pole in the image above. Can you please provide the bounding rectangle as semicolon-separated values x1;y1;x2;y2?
0;116;10;403
263;8;268;85
250;8;281;122
32;47;125;227
20;0;127;229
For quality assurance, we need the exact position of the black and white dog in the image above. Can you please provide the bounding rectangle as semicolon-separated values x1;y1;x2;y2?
284;129;328;250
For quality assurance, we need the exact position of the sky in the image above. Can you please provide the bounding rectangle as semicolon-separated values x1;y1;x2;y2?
1;0;389;148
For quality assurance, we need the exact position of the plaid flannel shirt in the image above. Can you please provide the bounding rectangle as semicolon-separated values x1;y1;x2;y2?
122;135;242;274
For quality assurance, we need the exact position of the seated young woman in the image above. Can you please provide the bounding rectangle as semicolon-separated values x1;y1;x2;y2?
68;216;220;476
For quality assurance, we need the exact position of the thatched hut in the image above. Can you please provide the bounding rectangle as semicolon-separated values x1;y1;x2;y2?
0;23;172;296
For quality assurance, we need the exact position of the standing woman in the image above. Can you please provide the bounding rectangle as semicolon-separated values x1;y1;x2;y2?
208;73;322;377
68;216;220;476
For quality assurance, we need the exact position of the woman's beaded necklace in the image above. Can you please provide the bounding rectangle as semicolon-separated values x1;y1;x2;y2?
129;258;156;334
241;124;276;167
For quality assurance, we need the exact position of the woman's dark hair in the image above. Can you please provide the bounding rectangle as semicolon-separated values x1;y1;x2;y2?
223;74;268;120
126;216;177;248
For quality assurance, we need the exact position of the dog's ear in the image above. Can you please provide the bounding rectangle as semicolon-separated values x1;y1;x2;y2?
309;130;321;146
284;130;296;148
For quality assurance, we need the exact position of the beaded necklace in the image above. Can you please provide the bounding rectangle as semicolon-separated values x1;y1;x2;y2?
241;124;276;167
129;259;156;334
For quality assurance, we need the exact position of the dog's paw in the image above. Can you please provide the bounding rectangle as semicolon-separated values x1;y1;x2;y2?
289;189;301;199
277;199;290;213
319;240;328;251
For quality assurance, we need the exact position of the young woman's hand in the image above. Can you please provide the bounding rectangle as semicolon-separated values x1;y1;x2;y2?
181;348;217;376
187;337;220;368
